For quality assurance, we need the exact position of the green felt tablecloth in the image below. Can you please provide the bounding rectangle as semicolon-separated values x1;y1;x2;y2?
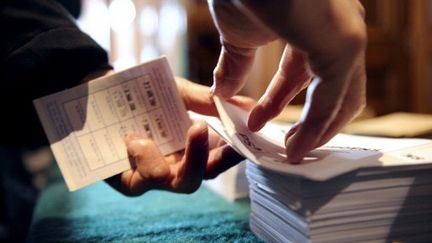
27;169;261;242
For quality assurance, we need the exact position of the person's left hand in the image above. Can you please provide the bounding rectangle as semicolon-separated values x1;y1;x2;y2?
106;77;254;196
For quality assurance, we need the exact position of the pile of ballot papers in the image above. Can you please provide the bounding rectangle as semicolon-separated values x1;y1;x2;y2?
247;161;432;242
208;97;432;242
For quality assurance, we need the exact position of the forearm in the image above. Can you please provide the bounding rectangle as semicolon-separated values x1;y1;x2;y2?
0;0;111;146
0;0;110;96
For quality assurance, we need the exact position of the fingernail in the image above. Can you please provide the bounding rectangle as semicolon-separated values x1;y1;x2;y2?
285;136;302;164
249;118;265;132
248;107;265;132
286;152;302;164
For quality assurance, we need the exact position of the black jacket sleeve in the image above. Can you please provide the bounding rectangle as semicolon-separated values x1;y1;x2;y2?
0;0;111;147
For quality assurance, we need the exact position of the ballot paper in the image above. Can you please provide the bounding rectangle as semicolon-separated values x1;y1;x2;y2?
34;57;191;191
209;96;432;181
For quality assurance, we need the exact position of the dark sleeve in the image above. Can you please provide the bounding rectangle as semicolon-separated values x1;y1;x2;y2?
0;0;111;147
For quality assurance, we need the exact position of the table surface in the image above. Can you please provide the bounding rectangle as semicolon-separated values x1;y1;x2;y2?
27;168;261;242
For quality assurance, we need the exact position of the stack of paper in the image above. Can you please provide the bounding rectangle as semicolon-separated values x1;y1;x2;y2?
208;97;432;242
247;161;432;242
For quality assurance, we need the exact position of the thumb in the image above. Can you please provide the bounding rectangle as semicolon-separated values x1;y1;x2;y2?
212;40;257;98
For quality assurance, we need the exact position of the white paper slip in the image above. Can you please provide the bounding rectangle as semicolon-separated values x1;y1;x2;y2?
209;97;432;181
34;57;191;191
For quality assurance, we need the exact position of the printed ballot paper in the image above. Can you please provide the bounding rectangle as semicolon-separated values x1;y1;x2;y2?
209;96;432;180
209;97;432;243
34;57;191;191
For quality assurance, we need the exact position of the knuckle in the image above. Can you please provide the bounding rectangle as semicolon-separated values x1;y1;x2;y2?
130;140;153;160
133;152;146;162
309;31;366;77
222;42;255;57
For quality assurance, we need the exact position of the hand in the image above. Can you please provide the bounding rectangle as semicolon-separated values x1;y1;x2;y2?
106;77;254;196
208;0;367;163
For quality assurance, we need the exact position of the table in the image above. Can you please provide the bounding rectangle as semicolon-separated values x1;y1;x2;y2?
27;168;261;242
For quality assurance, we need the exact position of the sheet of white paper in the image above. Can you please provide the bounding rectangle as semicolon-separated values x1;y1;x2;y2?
34;57;191;191
208;97;432;181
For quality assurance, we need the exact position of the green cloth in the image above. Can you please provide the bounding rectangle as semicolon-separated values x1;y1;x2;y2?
28;169;260;242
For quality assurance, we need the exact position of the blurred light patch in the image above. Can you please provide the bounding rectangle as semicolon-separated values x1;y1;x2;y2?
140;45;159;62
113;54;137;70
140;6;159;37
158;0;186;51
77;0;110;51
108;0;136;32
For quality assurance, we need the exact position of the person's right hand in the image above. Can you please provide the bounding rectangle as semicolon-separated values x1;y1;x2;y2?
208;0;367;163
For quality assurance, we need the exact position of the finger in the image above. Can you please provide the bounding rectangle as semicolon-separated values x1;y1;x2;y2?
234;0;367;163
227;95;256;111
216;138;227;147
177;77;255;116
208;127;223;149
176;77;218;115
207;125;228;148
209;0;273;98
126;138;171;194
285;122;300;141
316;57;366;146
248;46;312;131
105;170;142;197
204;144;245;179
208;127;229;149
173;121;209;193
286;42;365;163
212;40;257;98
285;71;351;163
125;133;143;169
